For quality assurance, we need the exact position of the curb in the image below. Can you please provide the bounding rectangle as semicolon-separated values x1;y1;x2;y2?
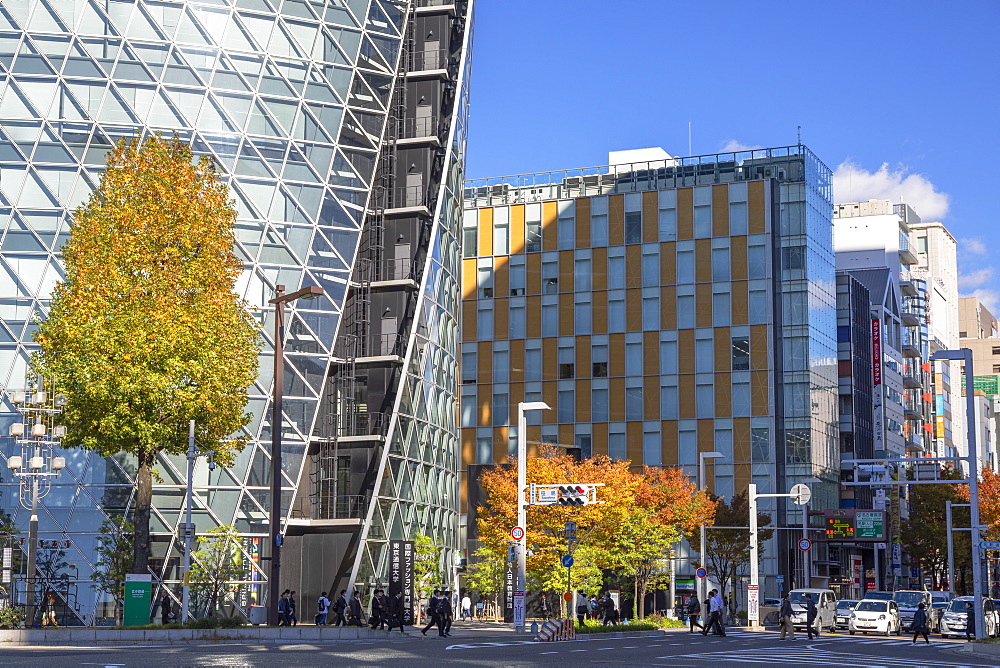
0;626;396;646
955;642;1000;658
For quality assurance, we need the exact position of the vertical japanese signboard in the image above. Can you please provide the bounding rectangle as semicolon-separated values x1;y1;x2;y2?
872;318;884;451
504;563;515;623
388;540;415;625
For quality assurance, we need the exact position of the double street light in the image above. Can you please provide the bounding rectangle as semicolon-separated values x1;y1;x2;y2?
266;284;324;627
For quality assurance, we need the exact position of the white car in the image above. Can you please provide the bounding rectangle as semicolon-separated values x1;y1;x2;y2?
939;596;999;638
849;599;901;636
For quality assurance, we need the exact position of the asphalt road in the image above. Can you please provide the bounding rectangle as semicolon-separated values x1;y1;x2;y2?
0;627;993;667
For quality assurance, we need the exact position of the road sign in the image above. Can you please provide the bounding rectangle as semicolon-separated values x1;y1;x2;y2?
980;541;1000;549
797;538;812;552
747;584;759;622
562;591;574;602
561;554;574;568
776;574;785;583
537;487;558;504
790;483;811;505
510;526;525;540
513;591;525;627
696;567;708;578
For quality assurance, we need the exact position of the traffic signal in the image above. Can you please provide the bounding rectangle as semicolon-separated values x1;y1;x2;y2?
558;485;588;506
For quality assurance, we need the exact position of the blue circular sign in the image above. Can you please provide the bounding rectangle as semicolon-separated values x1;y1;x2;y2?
696;567;708;578
561;554;574;568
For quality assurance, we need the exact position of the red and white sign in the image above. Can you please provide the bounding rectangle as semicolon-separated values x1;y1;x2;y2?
797;538;812;552
510;526;525;540
872;318;882;385
852;558;863;585
747;584;759;622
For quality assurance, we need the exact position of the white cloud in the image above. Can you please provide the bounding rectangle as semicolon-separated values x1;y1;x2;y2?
833;160;950;220
959;267;994;291
720;140;762;152
960;238;988;255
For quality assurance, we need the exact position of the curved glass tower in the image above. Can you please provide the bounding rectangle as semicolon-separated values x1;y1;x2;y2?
0;0;470;623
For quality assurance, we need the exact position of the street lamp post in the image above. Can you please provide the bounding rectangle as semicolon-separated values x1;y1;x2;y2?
267;284;324;626
698;451;723;611
931;348;985;639
5;385;67;628
515;401;550;634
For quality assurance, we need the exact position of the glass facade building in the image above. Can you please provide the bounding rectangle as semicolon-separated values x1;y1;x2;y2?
0;0;471;624
461;146;838;591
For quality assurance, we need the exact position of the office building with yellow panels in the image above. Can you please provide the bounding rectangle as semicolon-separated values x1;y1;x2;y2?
460;145;838;593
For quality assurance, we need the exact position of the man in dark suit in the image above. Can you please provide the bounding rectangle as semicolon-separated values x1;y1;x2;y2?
421;590;440;636
387;591;405;633
369;589;386;630
437;591;453;637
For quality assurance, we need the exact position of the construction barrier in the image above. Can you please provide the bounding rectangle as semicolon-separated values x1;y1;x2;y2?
534;618;576;641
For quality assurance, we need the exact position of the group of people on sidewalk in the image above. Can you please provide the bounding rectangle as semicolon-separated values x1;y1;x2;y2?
420;589;455;637
312;589;406;631
685;589;727;637
574;591;620;626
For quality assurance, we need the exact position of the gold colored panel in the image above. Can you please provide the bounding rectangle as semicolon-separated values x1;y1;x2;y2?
477;341;492;377
698;419;715;456
626;421;642;466
610;377;625;421
592;291;608;333
560;293;574;336
661;420;678;466
696;284;712;328
576;197;591;248
462;258;478;299
731;236;748;281
526;295;541;337
462;301;477;341
714;326;731;372
510;381;524;412
592;423;608;457
748;180;766;234
560;250;575;292
510;204;525;254
712;184;729;237
733;417;751;463
643;331;659;376
678;330;695;374
679;375;695;419
542;201;558;251
750;324;769;369
660;286;676;329
660;242;676;285
461;428;476;467
644;376;658;420
751;370;769;415
592;247;608;291
731;280;748;326
493;426;508;462
527;252;541;294
494;255;509;298
695;239;711;283
643;190;659;242
478;207;493;257
609;195;624;245
609;333;625;378
626;289;642;331
626;246;641;288
577;379;591;423
493;297;508;339
715;372;731;418
559;425;574;449
677;188;693;239
543;338;557;381
478;384;491;426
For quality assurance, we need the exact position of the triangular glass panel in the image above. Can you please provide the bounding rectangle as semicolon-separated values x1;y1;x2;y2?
233;140;273;178
317;193;360;228
359;70;393;109
15;79;57;117
313;27;349;66
175;7;214;47
317;63;353;99
270;19;304;58
197;95;239;133
236;180;278;220
162;48;204;87
27;1;67;33
365;1;395;35
292;105;335;143
13;40;56;76
75;0;118;36
162;87;205;125
189;5;228;45
97;86;140;123
376;0;406;34
270;185;311;225
328;150;364;189
284;18;319;58
357;36;390;74
202;133;241;172
284;182;323;221
16;169;59;207
307;269;348;307
337;108;378;149
0;82;39;119
247;100;284;137
35;166;78;203
114;84;157;124
126;3;167;41
148;89;186;127
306;227;348;272
259;96;299;134
330;23;363;60
295;309;340;351
223;13;259;52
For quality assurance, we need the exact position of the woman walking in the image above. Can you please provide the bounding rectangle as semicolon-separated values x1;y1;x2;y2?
911;602;930;644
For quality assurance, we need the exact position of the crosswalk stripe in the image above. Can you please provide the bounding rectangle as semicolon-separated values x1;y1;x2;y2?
658;648;977;667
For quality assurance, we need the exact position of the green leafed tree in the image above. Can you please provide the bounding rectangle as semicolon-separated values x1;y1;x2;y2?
413;533;442;622
92;516;134;623
32;135;259;574
902;466;970;592
189;525;243;618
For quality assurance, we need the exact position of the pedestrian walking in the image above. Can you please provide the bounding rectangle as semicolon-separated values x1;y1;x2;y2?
687;596;703;633
387;591;405;632
702;589;726;636
576;591;589;627
160;593;174;625
966;601;975;640
333;590;349;626
41;592;58;627
805;593;819;639
315;591;331;625
437;591;453;637
600;594;617;625
421;590;440;636
288;591;298;626
348;590;363;626
911;602;930;644
277;590;291;626
778;593;796;641
370;589;386;629
461;594;472;621
588;595;599;620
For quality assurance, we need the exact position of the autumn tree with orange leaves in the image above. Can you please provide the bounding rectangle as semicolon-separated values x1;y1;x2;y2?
476;445;714;619
33;135;259;575
980;468;1000;541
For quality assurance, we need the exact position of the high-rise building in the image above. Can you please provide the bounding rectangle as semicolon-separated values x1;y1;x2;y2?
0;0;472;623
461;145;838;594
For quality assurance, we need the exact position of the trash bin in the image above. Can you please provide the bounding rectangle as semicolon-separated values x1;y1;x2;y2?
249;605;268;626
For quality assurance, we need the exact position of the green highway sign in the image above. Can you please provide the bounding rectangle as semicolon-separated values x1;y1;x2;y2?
855;511;886;540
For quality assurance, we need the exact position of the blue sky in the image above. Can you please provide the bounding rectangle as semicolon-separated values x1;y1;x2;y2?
464;0;1000;307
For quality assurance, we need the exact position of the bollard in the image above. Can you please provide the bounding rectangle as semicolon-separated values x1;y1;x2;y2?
530;620;538;635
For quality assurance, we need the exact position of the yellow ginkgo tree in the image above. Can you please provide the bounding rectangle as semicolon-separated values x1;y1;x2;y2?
33;134;259;575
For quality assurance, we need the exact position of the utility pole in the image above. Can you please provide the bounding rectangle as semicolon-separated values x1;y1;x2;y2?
515;401;550;634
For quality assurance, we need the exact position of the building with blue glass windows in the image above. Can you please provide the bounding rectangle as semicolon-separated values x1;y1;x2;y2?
0;0;471;624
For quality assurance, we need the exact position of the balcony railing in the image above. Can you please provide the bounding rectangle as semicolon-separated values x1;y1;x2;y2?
331;411;386;438
393;115;440;140
315;494;369;520
334;333;406;359
408;48;449;72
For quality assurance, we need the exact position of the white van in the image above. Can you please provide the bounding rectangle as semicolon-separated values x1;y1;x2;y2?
787;589;838;632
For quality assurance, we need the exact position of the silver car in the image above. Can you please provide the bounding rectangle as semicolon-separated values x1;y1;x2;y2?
835;599;858;629
939;596;999;638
